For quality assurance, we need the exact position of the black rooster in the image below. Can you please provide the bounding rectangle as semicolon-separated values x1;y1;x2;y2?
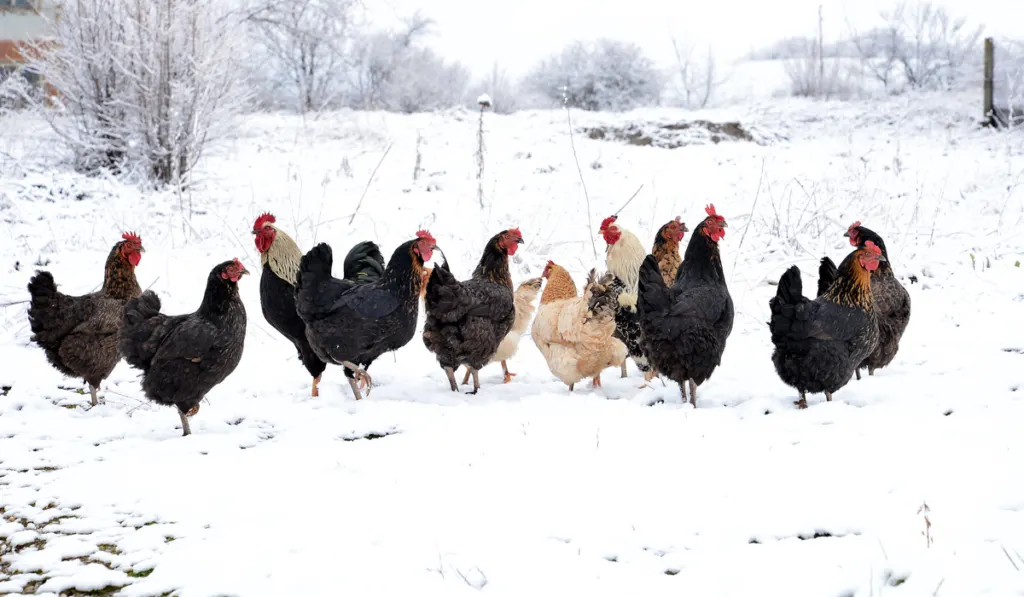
118;259;249;436
818;222;911;379
294;231;436;401
422;228;522;393
253;213;384;396
769;242;885;408
637;205;733;407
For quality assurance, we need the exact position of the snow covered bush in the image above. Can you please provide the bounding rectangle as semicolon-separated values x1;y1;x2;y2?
524;39;663;111
24;0;247;186
246;0;357;112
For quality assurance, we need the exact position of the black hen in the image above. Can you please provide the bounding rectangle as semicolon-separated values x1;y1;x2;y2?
422;228;523;393
118;259;249;436
294;231;435;401
637;205;733;407
769;243;884;408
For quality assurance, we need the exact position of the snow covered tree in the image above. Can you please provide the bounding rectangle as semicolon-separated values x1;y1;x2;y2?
850;1;982;92
247;0;356;112
25;0;247;185
346;12;469;112
525;39;663;111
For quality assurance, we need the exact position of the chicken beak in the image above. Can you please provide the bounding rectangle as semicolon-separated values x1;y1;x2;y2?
876;254;887;262
842;231;850;238
515;238;524;244
137;247;146;253
719;221;728;228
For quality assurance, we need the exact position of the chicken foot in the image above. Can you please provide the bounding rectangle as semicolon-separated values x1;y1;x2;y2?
342;361;372;395
794;391;808;409
501;360;516;384
639;368;658;389
444;367;459;392
311;375;321;397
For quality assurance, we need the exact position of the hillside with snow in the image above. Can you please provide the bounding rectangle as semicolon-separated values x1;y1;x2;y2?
1;91;1023;596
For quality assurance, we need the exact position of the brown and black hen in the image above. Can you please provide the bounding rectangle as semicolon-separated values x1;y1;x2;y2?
818;222;911;379
422;228;523;393
119;259;249;435
637;205;733;407
27;232;145;406
769;242;885;408
294;231;435;401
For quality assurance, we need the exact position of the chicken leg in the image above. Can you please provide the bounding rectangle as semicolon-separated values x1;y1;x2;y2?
346;377;364;401
312;375;321;397
855;369;862;380
620;361;628;378
178;408;193;436
868;368;875;376
88;383;99;407
444;367;459;392
680;381;688;403
461;368;472;386
639;368;657;389
467;369;481;395
568;383;574;392
794;391;808;409
186;404;200;417
825;391;833;402
501;360;516;384
591;374;602;388
342;361;372;395
687;379;698;407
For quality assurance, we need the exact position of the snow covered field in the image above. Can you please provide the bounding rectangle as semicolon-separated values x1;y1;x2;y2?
2;92;1024;596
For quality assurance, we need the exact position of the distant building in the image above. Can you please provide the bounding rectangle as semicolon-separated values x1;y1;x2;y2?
0;0;58;97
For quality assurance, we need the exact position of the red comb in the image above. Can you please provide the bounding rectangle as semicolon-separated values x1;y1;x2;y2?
253;212;276;230
122;231;142;245
705;204;721;218
546;259;555;267
848;221;862;233
673;216;681;223
599;215;617;230
864;240;881;255
233;257;244;267
508;227;522;238
416;229;436;244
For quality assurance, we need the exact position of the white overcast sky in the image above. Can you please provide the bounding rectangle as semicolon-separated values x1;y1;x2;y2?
365;0;1024;77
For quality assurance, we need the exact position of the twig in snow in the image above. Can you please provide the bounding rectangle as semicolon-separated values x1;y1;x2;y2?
0;300;28;307
612;184;644;217
1001;545;1020;571
731;157;766;277
349;143;393;226
144;276;161;291
562;87;597;260
918;501;933;548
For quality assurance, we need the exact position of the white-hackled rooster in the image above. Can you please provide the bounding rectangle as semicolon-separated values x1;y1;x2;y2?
599;215;652;381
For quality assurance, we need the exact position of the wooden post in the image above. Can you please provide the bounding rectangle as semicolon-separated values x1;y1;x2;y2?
983;37;995;127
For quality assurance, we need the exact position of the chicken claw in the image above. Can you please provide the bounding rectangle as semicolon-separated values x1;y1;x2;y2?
186;404;200;417
591;374;602;388
794;391;808;409
342;361;372;398
501;360;516;384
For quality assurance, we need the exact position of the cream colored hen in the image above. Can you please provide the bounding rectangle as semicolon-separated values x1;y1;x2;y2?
531;261;627;391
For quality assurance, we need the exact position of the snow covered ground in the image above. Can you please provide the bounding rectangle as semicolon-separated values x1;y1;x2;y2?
1;92;1023;596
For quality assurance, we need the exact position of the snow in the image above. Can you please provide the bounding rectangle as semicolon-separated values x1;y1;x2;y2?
477;93;493;106
2;90;1024;596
